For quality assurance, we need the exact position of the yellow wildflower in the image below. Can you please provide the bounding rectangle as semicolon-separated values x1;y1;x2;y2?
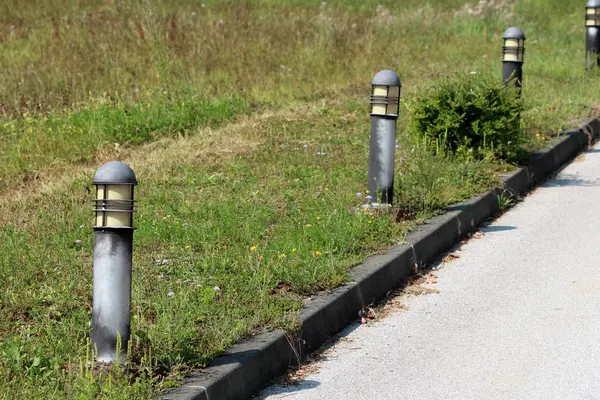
250;245;257;252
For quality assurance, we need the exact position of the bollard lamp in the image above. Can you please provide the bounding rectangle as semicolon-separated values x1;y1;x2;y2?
91;161;137;363
502;27;526;91
367;70;401;207
370;70;402;118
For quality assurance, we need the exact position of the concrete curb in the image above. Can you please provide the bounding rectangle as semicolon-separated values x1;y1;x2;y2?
160;118;600;400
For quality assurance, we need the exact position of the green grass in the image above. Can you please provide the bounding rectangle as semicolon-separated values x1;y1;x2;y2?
0;0;599;397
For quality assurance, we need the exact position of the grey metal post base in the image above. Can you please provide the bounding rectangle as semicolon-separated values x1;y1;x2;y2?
502;62;523;91
367;117;397;206
586;27;600;71
92;229;133;363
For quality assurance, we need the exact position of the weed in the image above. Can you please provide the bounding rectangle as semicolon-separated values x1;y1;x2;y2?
497;192;515;211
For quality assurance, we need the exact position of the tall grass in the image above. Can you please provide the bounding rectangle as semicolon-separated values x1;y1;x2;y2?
0;0;594;111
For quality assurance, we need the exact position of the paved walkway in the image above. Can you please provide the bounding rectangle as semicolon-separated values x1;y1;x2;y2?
259;143;600;400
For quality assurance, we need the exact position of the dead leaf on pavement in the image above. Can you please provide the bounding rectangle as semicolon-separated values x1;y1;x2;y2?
442;252;460;263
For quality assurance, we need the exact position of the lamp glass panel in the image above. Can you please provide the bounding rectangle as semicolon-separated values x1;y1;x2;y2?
503;53;518;61
372;85;388;96
372;104;387;115
106;184;133;227
587;7;600;25
106;184;132;200
504;39;519;47
371;85;388;114
387;86;400;115
95;185;105;227
95;184;134;227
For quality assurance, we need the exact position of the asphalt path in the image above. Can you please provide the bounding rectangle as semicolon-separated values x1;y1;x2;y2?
258;143;600;400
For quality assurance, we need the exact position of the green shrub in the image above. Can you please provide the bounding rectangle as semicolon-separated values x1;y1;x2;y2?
408;72;526;161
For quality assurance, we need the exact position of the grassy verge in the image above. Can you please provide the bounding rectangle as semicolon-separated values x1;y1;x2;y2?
0;99;506;398
1;0;600;398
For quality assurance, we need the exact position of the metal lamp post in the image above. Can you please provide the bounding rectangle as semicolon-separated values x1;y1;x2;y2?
91;161;137;363
367;69;402;207
586;0;600;71
502;27;526;91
